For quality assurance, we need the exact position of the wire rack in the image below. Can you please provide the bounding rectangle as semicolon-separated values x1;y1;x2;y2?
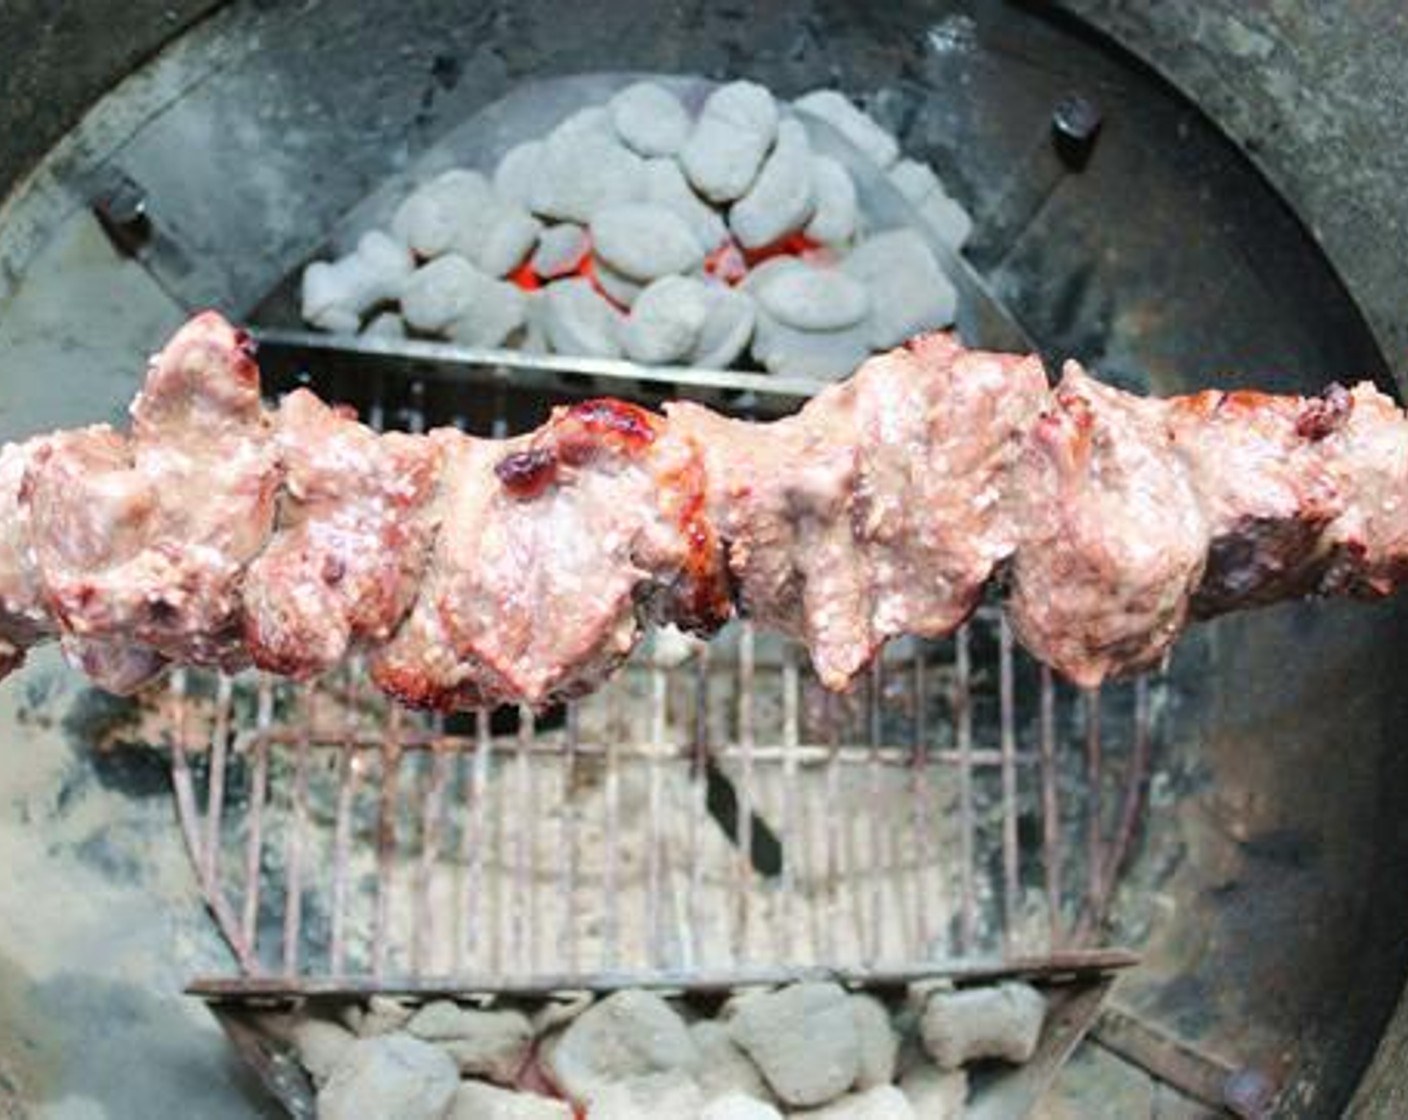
156;604;1160;987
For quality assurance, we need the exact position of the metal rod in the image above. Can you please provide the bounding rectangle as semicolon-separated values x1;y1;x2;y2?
416;728;452;974
955;625;976;954
999;616;1020;955
688;649;709;969
189;946;1141;1000
256;329;828;402
1040;666;1062;948
866;658;884;964
329;734;360;975
240;676;274;958
603;687;622;971
823;691;841;965
514;706;536;975
912;646;934;958
203;674;234;887
734;622;756;964
168;669;259;975
779;643;800;965
1078;676;1155;944
252;726;1035;767
464;710;492;972
647;664;667;969
560;702;581;974
329;665;363;975
1084;686;1103;934
282;684;314;978
372;706;402;979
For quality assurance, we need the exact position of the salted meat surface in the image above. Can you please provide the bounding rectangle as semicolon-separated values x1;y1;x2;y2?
21;313;277;687
243;390;441;678
672;334;1046;688
372;400;729;710
1007;363;1209;688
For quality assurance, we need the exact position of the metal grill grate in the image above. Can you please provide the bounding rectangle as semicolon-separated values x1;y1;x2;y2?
158;607;1161;986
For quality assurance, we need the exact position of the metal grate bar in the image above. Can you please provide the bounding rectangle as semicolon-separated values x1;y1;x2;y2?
1040;666;1063;947
999;616;1020;954
240;678;273;954
371;707;401;978
329;665;362;974
955;625;976;953
281;685;313;977
1084;688;1103;923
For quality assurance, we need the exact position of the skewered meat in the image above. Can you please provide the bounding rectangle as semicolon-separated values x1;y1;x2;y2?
671;333;1045;688
1006;364;1208;687
3;311;1406;708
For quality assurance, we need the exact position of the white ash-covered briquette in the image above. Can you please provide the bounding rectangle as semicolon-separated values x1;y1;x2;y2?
727;982;861;1108
446;275;527;348
391;169;484;258
680;80;780;203
794;88;900;169
450;1081;572;1119
400;254;483;334
301;229;414;332
701;1092;784;1120
543;989;699;1106
690;284;757;368
402;254;526;345
728;117;817;250
493;139;545;210
805;154;859;245
317;1034;458;1120
540;277;624;356
360;310;406;338
642;156;729;252
842;230;957;349
530;122;648;224
621;275;713;364
750;310;873;379
393;168;541;277
917;982;1047;1070
590;257;647;309
530;222;590;280
752;263;870;332
609;81;692;157
590;202;705;281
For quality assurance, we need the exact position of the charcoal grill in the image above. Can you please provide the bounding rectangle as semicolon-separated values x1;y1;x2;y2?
5;2;1408;1118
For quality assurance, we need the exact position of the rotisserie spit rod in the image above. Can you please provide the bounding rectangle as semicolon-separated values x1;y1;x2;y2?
1;312;1402;708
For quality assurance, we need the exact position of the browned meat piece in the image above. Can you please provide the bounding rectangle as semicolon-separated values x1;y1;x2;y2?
1007;364;1208;688
672;334;1046;688
1317;382;1408;597
1167;387;1347;616
373;400;729;709
22;313;277;685
243;390;441;678
5;310;1408;705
